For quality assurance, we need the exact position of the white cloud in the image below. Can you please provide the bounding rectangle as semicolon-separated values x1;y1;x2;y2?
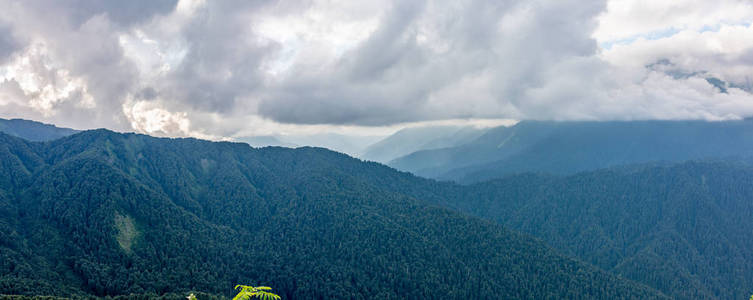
0;43;95;116
122;96;221;140
594;0;753;44
602;24;753;82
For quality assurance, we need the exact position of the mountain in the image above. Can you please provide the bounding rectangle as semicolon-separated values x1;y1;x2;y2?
279;133;383;157
236;133;382;156
235;135;298;148
360;125;488;163
427;160;753;299
389;119;753;183
0;130;663;299
0;118;79;142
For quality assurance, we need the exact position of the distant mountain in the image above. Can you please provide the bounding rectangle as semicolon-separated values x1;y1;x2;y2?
280;133;382;157
0;130;662;299
235;133;383;156
0;118;79;141
432;160;753;299
360;125;488;163
235;135;298;148
389;119;753;183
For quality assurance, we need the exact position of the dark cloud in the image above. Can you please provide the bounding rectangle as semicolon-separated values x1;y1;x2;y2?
47;0;179;27
344;0;426;81
158;1;275;113
0;22;21;63
257;0;606;125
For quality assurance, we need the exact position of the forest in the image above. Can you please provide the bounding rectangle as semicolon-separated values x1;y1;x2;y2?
0;130;665;299
3;123;753;299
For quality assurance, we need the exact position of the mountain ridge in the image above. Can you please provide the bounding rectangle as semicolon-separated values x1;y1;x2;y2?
389;119;753;183
0;118;79;142
360;125;488;163
0;130;663;299
432;160;753;299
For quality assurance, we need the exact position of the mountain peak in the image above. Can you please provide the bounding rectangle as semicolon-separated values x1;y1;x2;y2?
0;117;79;142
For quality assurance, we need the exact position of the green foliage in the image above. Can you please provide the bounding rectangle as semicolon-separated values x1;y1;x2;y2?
8;120;753;299
232;286;279;300
429;160;753;299
0;130;665;299
0;292;226;300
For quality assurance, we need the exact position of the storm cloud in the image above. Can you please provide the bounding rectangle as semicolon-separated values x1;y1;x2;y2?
0;0;752;138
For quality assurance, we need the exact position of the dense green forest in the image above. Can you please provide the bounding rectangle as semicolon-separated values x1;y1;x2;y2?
388;119;753;183
247;137;753;299
4;121;752;299
424;161;753;299
0;130;664;299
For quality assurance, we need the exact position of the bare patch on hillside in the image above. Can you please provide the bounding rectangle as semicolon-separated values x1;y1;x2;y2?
114;212;138;254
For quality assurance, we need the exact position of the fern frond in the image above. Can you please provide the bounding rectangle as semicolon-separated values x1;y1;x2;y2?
233;284;280;300
232;292;248;300
252;291;281;300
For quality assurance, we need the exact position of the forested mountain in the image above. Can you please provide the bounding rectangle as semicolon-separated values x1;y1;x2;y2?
360;125;488;163
0;130;663;299
388;119;753;183
426;161;753;299
0;118;79;142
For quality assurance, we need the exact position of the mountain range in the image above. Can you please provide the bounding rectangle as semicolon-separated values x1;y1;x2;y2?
436;160;753;299
0;127;663;299
388;119;753;183
0;118;79;142
4;118;753;299
359;125;488;163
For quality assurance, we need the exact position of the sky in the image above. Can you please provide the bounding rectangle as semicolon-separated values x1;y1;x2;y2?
0;0;752;141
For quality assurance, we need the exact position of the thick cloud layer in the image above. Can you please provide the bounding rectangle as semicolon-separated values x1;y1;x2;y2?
0;0;751;138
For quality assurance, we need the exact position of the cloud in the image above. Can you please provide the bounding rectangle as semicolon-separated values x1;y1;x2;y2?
0;0;751;138
258;0;606;125
0;22;21;64
0;1;160;130
593;0;753;43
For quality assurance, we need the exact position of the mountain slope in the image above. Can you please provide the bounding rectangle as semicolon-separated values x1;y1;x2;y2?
430;161;753;299
0;131;663;299
0;118;79;142
360;125;487;163
389;119;753;183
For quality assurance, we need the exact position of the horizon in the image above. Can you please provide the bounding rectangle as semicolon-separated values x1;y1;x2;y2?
6;115;753;158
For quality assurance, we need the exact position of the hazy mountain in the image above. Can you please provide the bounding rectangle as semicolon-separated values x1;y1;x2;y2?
278;133;383;157
235;135;298;148
360;125;488;163
0;118;79;142
0;130;662;299
433;160;753;299
233;133;383;156
389;119;753;183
